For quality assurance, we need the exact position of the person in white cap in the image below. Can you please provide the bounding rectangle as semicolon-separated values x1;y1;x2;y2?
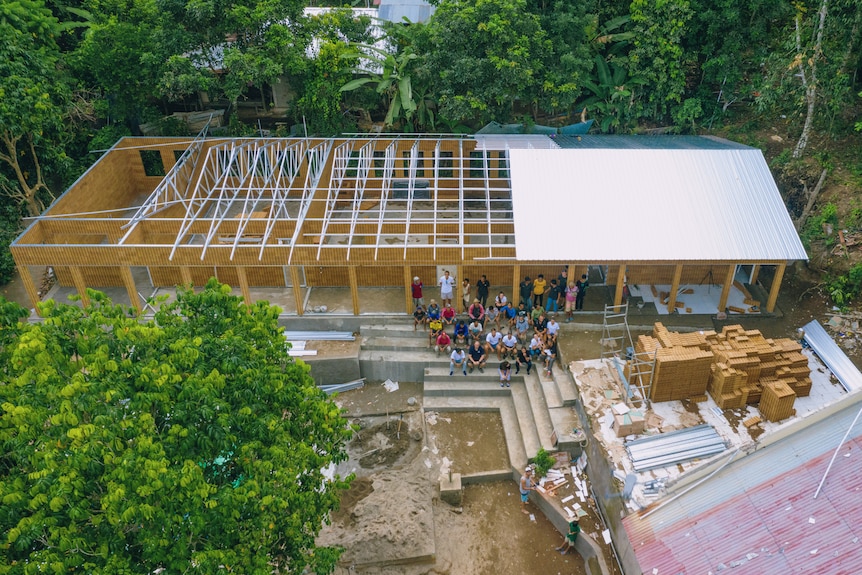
520;466;536;514
411;276;424;307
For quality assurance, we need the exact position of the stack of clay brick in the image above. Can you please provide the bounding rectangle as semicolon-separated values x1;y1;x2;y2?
627;323;811;422
631;324;713;403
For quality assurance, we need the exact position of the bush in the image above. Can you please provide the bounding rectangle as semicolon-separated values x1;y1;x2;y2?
0;202;23;286
532;448;556;478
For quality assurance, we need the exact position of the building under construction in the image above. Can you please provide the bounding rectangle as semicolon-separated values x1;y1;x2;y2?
10;133;808;315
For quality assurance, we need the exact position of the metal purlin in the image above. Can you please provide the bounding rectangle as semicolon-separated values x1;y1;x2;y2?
169;143;238;260
256;140;306;260
287;140;331;265
372;141;398;261
402;141;420;259
198;142;260;260
315;141;353;261
118;123;210;244
346;141;374;260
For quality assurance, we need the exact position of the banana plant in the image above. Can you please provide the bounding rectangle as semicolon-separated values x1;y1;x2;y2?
580;55;646;132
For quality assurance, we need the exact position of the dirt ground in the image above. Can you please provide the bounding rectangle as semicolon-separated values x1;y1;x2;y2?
320;405;588;575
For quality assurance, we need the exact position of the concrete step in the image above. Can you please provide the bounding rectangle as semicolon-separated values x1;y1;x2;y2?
361;335;431;351
360;324;435;339
509;381;542;460
523;372;557;452
546;363;579;406
424;366;525;383
422;395;527;476
423;379;513;397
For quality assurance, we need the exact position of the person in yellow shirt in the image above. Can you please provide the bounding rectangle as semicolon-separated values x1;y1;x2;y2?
532;274;547;308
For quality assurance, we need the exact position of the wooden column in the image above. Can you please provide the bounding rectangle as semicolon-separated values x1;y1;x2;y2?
666;264;683;313
567;264;576;288
289;266;304;316
512;264;521;307
348;266;360;315
180;266;193;288
614;264;626;306
237;267;252;305
121;267;140;312
70;266;91;308
404;265;414;313
454;265;462;313
750;265;761;285
765;262;786;313
19;266;42;315
717;265;736;312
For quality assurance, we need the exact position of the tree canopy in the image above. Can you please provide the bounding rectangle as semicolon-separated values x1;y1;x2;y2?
0;281;353;574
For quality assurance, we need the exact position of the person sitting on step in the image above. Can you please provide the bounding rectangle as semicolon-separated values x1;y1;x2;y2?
467;340;487;373
499;360;512;388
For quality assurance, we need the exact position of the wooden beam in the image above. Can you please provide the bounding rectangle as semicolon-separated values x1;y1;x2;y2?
404;265;413;314
718;265;736;312
666;264;683;313
120;267;140;312
18;266;42;315
348;266;360;315
237;267;252;305
614;264;626;306
750;265;761;285
567;264;576;289
289;266;304;316
70;266;90;308
765;262;786;313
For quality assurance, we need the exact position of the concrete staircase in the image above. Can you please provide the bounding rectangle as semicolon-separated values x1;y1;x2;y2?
359;323;584;480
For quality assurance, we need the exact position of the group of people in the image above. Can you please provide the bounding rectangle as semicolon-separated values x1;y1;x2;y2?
411;270;585;384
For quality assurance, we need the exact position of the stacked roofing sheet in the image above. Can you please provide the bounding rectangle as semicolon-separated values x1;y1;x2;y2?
625;424;726;472
802;319;862;392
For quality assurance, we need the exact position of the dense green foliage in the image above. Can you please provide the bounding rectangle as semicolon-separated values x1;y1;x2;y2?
0;281;353;573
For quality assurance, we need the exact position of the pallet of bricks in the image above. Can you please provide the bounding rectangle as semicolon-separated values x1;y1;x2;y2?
626;323;713;403
626;323;811;422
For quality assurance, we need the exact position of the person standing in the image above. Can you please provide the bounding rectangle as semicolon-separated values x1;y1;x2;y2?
476;274;491;307
439;270;456;307
565;282;578;322
576;274;589;310
499;360;512;388
461;278;472;311
532;274;547;308
411;276;424;307
545;279;561;313
520;466;536;514
449;348;467;376
519;276;533;310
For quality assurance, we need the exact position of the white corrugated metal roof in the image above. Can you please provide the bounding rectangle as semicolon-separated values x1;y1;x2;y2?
509;148;808;262
473;135;560;150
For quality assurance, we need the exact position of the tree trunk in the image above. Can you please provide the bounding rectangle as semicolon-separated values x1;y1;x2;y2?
792;0;828;159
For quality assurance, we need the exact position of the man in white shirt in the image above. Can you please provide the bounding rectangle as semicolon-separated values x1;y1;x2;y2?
546;317;560;342
484;328;503;360
449;348;467;376
501;331;518;360
529;332;544;360
439;270;456;307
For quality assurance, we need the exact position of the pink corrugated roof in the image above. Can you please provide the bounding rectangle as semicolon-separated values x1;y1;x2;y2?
625;435;862;574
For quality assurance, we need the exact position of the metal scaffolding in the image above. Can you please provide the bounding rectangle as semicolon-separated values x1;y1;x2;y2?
601;303;655;406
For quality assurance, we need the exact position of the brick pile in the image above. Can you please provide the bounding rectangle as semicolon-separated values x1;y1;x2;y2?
627;323;811;422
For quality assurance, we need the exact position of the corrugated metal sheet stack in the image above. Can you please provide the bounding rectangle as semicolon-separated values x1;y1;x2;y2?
626;323;811;421
759;380;797;421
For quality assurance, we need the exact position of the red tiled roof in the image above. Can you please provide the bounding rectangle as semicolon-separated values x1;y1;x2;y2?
624;434;862;574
